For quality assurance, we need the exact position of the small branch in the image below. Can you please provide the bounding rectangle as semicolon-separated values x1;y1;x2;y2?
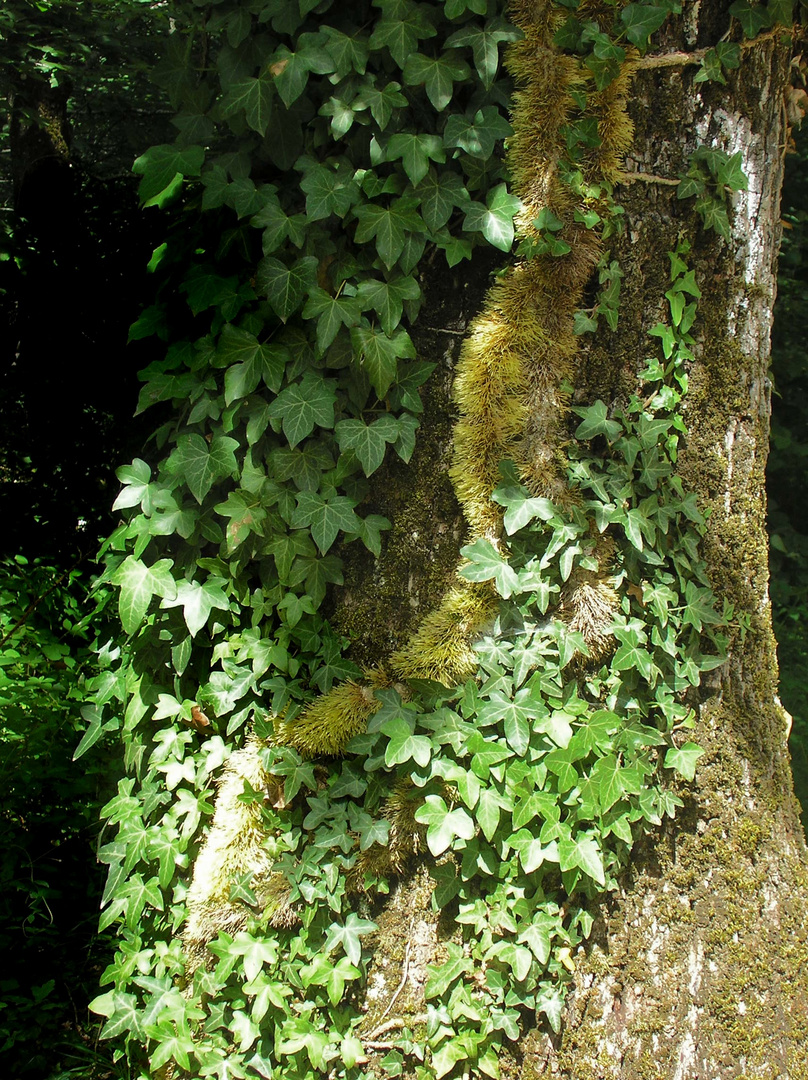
635;48;708;70
377;941;411;1024
364;1012;429;1042
635;25;796;71
619;171;681;186
420;326;467;336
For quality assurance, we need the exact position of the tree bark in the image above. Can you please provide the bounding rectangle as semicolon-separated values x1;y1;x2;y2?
542;19;808;1079
327;6;808;1077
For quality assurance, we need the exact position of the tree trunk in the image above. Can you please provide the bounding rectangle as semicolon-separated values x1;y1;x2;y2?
543;18;808;1079
327;4;808;1076
98;2;808;1076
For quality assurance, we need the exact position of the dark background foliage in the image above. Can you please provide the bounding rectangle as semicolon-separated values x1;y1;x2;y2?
0;2;805;1075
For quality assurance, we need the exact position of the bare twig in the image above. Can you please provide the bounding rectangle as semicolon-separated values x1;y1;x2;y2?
635;25;796;72
619;171;681;186
364;1012;429;1042
377;941;411;1024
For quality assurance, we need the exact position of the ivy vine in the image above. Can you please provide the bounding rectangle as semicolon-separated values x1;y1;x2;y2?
82;0;773;1076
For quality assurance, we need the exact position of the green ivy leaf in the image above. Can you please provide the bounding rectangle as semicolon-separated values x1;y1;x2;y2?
355;81;408;130
111;557;177;637
558;833;606;886
352;197;426;269
414;168;470;231
299;160;360;220
386;132;446;186
402;52;471;110
620;4;670;48
444;17;521;89
414;794;475;856
323;913;377;966
462;183;521;250
219;327;289;402
350;324;416;397
664;742;704;780
291;491;362;553
382;716;432;767
168;434;240;503
728;0;773;37
132;144;205;204
335;415;400;475
302;288;363;350
459;538;520;599
266;373;337;448
256;255;318;322
221;74;275;134
443;106;512;159
424;942;472;998
573;401;622;441
161;578;230;637
368;0;438;68
356;275;420;335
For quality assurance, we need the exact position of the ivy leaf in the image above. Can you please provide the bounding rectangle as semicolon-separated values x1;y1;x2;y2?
612;640;655;682
321;26;370;78
695;197;731;241
299;161;360;220
402;52;471;110
664;742;704;781
302;287;362;350
620;4;670;48
219;327;289;402
443;106;512;160
386;132;446;186
323;913;377;966
368;0;438;68
354;81;408;129
215;489;269;552
335;415;400;475
558;833;606;886
475;787;511;842
271;37;335;108
111;557;177;636
161;579;230;637
267;373;337;449
352;198;426;269
728;0;773;37
291;492;362;553
132;144;204;204
414;794;475;856
356;513;392;557
256;255;318;322
573;400;622;441
492;485;555;535
383;717;432;767
168;434;240;503
350;324;416;397
459;538;519;598
221;74;274;134
445;17;521;89
356;275;420;335
414;168;470;231
683;580;723;630
715;151;748;192
424;943;472;998
462;183;521;251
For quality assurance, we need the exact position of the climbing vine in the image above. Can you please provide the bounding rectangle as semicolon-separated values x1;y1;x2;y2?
84;0;782;1076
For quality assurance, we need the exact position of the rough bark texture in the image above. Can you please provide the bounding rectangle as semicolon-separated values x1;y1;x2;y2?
331;5;808;1077
540;19;808;1080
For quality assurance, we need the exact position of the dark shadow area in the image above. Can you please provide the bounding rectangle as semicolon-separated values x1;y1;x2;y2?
768;122;808;823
